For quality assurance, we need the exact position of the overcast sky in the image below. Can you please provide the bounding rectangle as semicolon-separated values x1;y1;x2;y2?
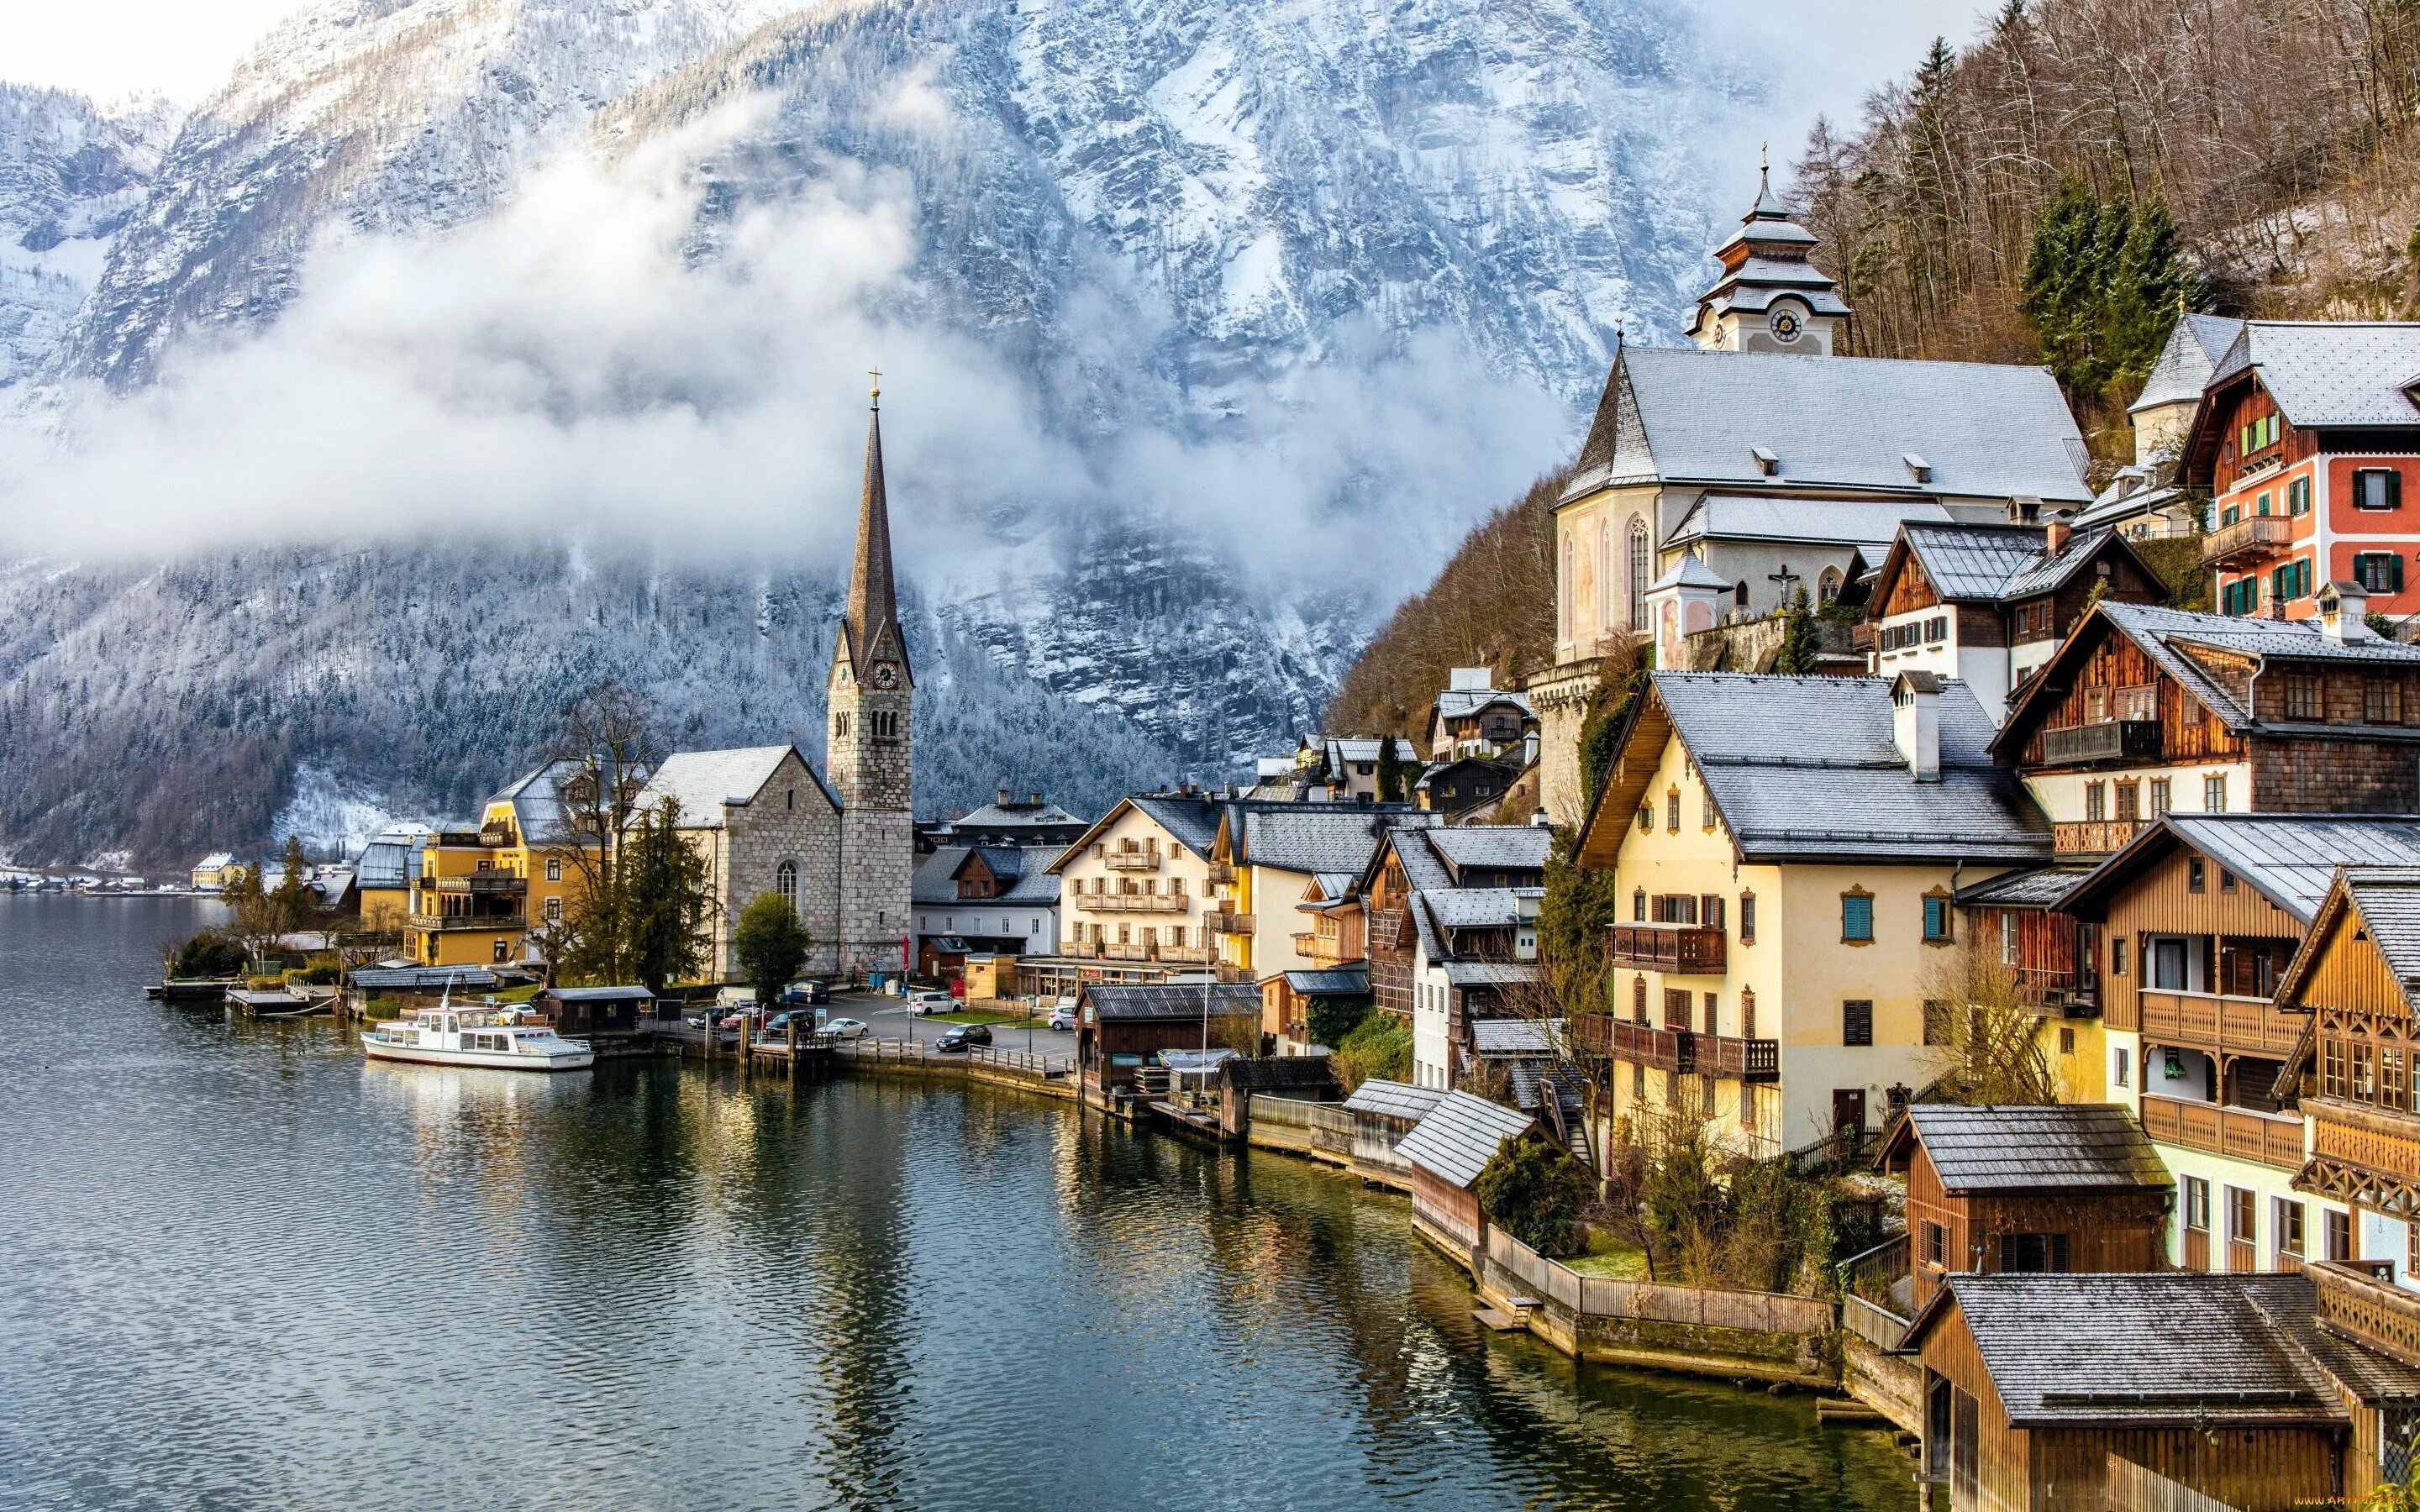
16;0;1988;155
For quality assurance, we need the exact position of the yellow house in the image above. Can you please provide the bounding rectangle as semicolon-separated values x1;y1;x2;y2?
403;762;596;969
190;853;247;892
1574;670;2053;1162
1208;801;1428;984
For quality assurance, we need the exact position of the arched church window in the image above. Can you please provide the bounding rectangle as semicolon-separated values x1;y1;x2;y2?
1627;517;1650;629
776;861;797;908
1819;567;1843;605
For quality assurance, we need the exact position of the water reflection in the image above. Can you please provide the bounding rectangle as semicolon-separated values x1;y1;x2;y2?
0;895;1912;1510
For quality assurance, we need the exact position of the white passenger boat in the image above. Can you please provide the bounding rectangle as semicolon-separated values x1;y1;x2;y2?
360;1002;594;1071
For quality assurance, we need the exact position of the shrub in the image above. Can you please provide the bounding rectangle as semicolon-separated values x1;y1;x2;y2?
363;996;406;1021
1475;1135;1597;1257
170;931;250;979
290;956;342;985
1331;1012;1412;1090
1306;994;1372;1051
732;890;813;1004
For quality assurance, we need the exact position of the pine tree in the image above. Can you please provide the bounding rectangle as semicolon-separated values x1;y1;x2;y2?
2102;199;2198;396
1376;735;1410;803
1776;587;1822;675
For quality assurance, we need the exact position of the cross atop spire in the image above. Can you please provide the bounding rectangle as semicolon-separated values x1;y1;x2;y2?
840;387;906;683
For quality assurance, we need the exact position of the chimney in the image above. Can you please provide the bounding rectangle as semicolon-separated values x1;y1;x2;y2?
2318;580;2375;643
997;786;1012;806
1029;791;1042;805
2044;520;2072;558
1892;672;1942;783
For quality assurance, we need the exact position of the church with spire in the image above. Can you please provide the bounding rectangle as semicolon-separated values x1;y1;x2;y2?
629;381;914;982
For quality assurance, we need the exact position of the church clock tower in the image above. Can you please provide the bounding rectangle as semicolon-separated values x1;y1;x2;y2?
1687;151;1851;355
827;380;914;975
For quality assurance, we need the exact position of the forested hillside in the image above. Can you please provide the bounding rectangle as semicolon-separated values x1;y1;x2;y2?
1332;0;2420;735
1323;471;1560;738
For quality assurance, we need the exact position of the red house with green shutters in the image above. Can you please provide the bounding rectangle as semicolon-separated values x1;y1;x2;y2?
2184;321;2420;622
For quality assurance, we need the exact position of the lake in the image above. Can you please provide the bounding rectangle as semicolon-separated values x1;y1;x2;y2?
0;895;1915;1509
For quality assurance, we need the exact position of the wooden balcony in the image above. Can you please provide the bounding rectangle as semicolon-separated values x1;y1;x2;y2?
428;872;525;894
2054;819;2144;855
2139;1093;2304;1170
1573;1016;1777;1083
1103;850;1161;871
1207;909;1255;937
2307;1095;2420;1190
2041;721;2162;767
2310;1260;2420;1369
408;911;525;933
2202;514;2293;568
1607;922;1727;974
1076;894;1186;914
1206;860;1236;885
2138;989;2305;1058
2014;966;2098;1017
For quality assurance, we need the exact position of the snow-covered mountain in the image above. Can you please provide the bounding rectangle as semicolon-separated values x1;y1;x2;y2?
0;0;1749;866
0;86;177;389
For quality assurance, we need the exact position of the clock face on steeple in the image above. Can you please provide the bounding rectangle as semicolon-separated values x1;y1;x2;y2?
1768;307;1803;344
872;663;900;690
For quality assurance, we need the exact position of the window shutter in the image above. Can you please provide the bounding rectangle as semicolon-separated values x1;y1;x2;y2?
2392;470;2406;512
2396;552;2408;593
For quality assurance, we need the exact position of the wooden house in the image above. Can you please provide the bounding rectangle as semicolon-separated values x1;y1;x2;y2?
1076;982;1259;1095
1991;600;2420;863
1426;667;1534;760
1906;1271;2420;1510
537;984;654;1041
2276;866;2420;1274
1395;1090;1535;1261
1865;519;2165;718
2060;816;2420;1273
1339;1078;1447;1185
1218;1055;1339;1137
1876;1104;2169;1313
1261;967;1369;1056
1359;825;1552;1093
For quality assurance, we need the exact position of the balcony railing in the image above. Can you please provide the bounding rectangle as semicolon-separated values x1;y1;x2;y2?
1103;850;1161;871
2139;1093;2304;1170
2138;989;2305;1058
2054;819;2144;855
2202;515;2293;568
2308;1095;2420;1186
1068;942;1213;965
428;872;526;894
1207;910;1255;937
2041;721;2163;767
1574;1016;1778;1083
1607;923;1727;974
2014;966;2098;1016
408;911;526;933
1207;861;1236;885
2310;1260;2420;1369
1076;894;1187;914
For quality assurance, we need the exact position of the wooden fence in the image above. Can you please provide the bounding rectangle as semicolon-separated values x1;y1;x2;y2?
1249;1095;1353;1160
1482;1227;1838;1336
1842;1294;1911;1352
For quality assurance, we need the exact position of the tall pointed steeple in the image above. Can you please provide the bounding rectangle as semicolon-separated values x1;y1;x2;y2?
841;377;907;682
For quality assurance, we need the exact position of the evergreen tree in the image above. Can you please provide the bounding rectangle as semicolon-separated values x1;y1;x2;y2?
2021;179;2199;407
1775;587;1822;675
733;890;813;1005
2103;199;2197;394
618;796;716;995
2019;177;2105;393
1376;736;1410;803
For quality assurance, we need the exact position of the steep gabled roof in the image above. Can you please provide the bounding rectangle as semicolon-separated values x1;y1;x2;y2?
1581;673;2051;867
2208;321;2420;429
1225;804;1430;876
636;746;832;829
1396;1091;1534;1189
2128;313;2245;417
1562;347;2091;506
1046;792;1222;874
2060;815;2420;924
1994;601;2420;757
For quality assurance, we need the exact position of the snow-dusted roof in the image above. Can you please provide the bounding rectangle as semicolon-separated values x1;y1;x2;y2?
2210;322;2420;429
1568;347;2091;505
2128;313;2245;415
636;747;827;828
1666;495;1955;552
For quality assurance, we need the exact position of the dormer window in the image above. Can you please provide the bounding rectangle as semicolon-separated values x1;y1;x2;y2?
1751;445;1780;476
1903;453;1932;484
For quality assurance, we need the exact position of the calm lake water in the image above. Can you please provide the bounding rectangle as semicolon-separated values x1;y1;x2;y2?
0;895;1916;1510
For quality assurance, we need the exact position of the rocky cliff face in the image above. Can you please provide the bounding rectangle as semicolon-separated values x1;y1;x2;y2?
0;0;1748;865
0;86;176;389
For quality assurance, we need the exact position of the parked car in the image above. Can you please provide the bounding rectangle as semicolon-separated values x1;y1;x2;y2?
905;988;954;1015
781;980;831;1005
934;1023;993;1053
1046;1007;1077;1032
718;1005;768;1032
760;1010;808;1038
819;1016;871;1041
715;984;757;1009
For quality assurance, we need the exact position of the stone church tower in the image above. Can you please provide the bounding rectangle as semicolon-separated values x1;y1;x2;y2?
1686;153;1851;355
826;386;915;976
